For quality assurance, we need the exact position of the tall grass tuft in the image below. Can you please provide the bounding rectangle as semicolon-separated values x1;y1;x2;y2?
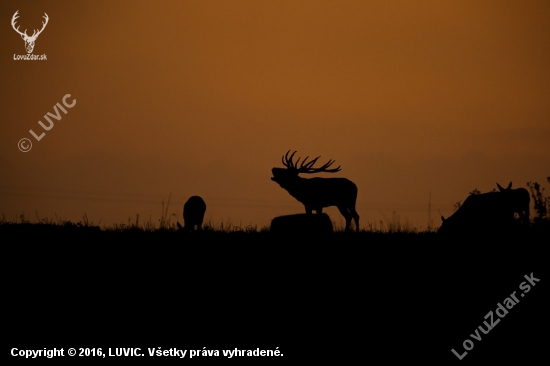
377;210;417;233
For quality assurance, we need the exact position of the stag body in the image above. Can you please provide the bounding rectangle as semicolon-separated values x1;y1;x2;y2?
271;151;359;231
12;11;49;53
177;196;206;232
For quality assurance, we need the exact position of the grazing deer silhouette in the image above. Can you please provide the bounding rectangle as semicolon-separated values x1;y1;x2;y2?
177;196;206;232
439;182;529;235
271;150;359;231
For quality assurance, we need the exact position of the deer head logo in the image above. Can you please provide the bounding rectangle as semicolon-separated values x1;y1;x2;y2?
11;10;49;54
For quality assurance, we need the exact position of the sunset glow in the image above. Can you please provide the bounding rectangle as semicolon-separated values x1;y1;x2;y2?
1;0;549;229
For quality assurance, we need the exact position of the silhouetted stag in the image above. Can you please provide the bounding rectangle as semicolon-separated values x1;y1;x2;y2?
271;150;359;231
270;213;334;235
439;182;529;236
177;196;206;232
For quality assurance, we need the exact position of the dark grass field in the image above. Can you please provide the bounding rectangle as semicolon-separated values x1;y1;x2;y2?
3;221;548;363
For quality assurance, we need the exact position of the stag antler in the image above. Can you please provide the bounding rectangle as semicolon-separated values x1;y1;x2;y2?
11;11;48;40
11;11;27;38
281;150;341;174
30;13;49;40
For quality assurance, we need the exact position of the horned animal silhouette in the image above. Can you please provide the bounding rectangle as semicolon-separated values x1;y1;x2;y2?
439;182;529;235
271;150;359;231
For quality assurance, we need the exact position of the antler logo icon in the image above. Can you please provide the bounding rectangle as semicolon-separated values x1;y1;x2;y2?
11;10;49;54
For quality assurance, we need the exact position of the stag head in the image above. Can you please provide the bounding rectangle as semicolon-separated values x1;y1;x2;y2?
12;11;49;53
271;150;341;187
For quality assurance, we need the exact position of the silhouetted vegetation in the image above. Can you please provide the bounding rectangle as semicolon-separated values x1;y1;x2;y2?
2;210;549;245
527;178;550;223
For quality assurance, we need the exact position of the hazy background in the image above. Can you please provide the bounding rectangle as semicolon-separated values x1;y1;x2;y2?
1;0;549;230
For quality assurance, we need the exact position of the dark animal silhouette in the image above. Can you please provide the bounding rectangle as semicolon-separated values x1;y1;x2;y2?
496;182;530;225
177;196;206;232
271;150;359;231
439;182;528;235
270;213;334;235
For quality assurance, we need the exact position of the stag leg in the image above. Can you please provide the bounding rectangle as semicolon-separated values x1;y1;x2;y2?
337;206;352;231
305;206;313;215
350;208;360;232
521;208;530;226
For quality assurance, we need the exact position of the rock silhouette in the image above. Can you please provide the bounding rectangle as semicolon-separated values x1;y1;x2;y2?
270;213;334;235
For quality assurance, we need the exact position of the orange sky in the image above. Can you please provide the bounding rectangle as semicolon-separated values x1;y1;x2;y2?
1;0;549;230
